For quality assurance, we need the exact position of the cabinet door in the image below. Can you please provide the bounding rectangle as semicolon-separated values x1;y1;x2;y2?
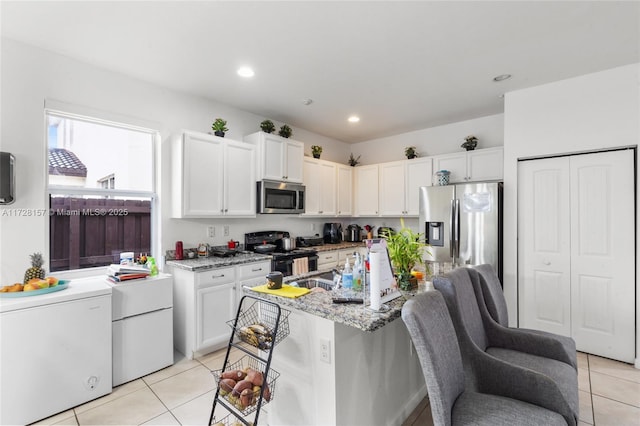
224;141;256;216
263;135;286;181
379;161;406;216
182;133;224;217
285;140;305;183
303;159;322;215
433;153;467;184
354;165;379;216
319;161;336;215
336;165;353;216
196;282;236;351
405;158;433;215
467;147;503;181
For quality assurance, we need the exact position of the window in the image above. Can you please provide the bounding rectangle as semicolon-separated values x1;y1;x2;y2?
46;109;158;272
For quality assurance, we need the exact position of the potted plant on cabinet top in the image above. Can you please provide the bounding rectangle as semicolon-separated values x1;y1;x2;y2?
404;146;418;159
383;218;428;291
348;153;361;166
212;118;228;137
279;124;293;138
461;135;478;151
260;119;275;134
311;145;323;159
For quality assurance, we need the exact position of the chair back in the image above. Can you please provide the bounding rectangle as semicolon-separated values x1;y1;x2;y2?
473;264;509;326
433;268;488;351
402;291;465;426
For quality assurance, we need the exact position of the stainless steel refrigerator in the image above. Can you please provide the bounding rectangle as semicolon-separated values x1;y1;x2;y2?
419;182;503;281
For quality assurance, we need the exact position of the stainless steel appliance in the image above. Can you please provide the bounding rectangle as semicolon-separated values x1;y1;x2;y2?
419;182;503;280
296;235;324;247
323;223;343;244
345;224;362;242
257;181;305;214
245;231;318;276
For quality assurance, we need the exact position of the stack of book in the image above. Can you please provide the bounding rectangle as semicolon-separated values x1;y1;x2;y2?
107;264;150;283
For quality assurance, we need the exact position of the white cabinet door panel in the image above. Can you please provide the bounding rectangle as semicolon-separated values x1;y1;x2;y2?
518;157;571;336
569;150;634;362
336;165;353;216
467;148;503;181
225;141;256;216
196;283;236;351
285;141;305;183
263;136;285;181
406;158;432;215
433;153;466;184
379;161;405;216
354;165;379;216
183;134;224;216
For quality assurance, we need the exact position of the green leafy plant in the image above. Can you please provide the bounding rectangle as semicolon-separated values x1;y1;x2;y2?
279;124;292;138
212;118;228;135
404;146;418;159
311;145;323;158
348;153;361;166
461;135;478;151
260;119;275;133
384;218;429;290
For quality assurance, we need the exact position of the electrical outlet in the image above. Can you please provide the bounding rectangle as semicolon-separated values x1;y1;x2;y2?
207;226;215;238
223;225;229;236
320;338;331;364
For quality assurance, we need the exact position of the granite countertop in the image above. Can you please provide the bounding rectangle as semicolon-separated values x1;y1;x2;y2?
166;252;272;271
242;270;416;333
313;241;365;252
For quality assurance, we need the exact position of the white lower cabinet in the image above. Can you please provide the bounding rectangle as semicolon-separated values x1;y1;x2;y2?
318;251;340;270
236;261;271;301
196;282;236;351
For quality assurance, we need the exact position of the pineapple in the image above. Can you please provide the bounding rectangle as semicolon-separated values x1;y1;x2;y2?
23;252;46;284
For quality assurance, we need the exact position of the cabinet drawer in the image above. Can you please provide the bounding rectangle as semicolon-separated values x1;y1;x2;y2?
318;251;339;263
237;261;271;280
195;267;235;288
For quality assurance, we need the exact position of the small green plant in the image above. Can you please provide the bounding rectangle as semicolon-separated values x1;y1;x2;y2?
461;135;478;151
212;118;228;136
384;218;429;290
311;145;323;158
404;146;418;159
348;153;361;166
278;124;292;138
260;119;275;133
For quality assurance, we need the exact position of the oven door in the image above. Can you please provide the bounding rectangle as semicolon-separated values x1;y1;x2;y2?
272;258;293;276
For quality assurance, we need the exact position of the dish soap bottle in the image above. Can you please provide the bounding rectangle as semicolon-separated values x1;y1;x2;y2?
342;257;353;289
353;253;363;291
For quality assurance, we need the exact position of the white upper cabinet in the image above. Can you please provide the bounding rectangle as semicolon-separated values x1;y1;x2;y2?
432;147;503;184
353;164;379;216
244;131;304;183
336;164;353;216
172;131;255;218
303;157;337;216
379;157;432;216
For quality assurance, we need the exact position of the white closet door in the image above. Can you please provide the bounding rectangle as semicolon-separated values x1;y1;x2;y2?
569;150;635;362
518;157;572;336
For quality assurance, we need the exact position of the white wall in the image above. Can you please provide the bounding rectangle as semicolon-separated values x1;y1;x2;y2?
0;38;350;283
503;63;640;365
351;113;504;165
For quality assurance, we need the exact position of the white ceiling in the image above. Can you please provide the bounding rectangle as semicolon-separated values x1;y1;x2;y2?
2;1;639;143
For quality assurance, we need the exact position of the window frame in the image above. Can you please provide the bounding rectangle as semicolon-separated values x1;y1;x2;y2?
44;104;161;274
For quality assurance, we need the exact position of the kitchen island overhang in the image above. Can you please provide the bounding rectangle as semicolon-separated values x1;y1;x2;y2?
241;284;427;426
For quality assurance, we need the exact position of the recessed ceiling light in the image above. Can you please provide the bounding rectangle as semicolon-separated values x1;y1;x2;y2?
348;116;360;123
493;74;511;82
302;98;313;106
237;66;255;78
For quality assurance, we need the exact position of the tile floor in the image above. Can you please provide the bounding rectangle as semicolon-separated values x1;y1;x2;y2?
34;350;640;426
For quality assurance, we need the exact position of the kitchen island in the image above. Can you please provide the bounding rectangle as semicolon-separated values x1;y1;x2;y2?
241;283;427;426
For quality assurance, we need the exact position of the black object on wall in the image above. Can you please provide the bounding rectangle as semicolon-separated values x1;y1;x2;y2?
0;152;15;205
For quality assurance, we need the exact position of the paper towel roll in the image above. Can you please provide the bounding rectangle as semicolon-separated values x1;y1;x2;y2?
370;251;382;310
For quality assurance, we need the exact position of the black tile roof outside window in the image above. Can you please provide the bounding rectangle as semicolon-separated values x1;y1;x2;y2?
48;148;87;177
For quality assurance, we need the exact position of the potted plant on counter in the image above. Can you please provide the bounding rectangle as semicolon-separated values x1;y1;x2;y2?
311;145;323;159
383;218;428;291
212;118;228;137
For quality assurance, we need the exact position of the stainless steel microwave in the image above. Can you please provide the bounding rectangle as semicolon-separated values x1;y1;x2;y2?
257;181;305;214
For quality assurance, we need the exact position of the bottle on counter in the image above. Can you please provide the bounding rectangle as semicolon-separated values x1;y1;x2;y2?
353;253;363;291
342;257;353;289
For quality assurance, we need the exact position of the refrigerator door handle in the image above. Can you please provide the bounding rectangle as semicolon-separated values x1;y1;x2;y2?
454;199;460;261
450;199;455;258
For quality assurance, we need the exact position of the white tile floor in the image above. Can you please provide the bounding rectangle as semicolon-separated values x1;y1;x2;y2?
33;350;640;425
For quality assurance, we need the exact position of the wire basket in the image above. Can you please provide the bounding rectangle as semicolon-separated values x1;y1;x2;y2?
226;299;290;350
212;355;280;417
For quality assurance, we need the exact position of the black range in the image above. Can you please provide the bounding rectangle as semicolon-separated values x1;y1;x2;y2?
244;231;318;276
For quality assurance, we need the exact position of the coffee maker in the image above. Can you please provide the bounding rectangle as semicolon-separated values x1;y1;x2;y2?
323;223;343;244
